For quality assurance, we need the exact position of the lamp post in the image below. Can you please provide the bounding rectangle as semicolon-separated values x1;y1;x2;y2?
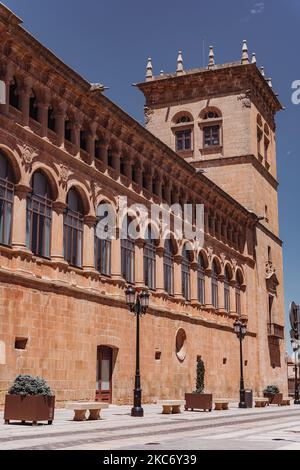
291;339;300;405
125;286;150;417
234;319;247;408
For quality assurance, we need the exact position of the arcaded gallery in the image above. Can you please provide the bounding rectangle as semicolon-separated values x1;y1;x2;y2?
0;4;287;405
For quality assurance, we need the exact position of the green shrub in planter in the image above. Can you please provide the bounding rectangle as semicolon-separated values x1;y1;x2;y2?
263;385;280;395
8;375;52;397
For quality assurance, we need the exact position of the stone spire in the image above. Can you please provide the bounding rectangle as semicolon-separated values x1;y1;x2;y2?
176;50;184;76
241;40;249;64
267;77;273;88
208;46;215;69
146;58;153;82
260;66;265;77
251;53;257;64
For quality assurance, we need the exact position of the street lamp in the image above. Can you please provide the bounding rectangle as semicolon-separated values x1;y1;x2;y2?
125;286;150;417
234;319;247;408
291;339;300;405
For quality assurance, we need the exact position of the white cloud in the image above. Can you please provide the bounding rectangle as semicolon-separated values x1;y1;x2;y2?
251;2;265;15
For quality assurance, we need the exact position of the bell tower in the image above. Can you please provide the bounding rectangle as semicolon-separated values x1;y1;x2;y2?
136;42;283;238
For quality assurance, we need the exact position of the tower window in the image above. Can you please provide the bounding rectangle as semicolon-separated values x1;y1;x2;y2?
175;130;191;151
204;125;220;147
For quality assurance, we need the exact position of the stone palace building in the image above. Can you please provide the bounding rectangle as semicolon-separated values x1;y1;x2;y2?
0;4;287;405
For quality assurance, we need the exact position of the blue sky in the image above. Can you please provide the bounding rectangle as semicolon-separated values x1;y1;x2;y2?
2;0;299;349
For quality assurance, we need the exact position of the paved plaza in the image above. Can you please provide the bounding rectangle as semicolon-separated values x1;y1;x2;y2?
1;403;300;450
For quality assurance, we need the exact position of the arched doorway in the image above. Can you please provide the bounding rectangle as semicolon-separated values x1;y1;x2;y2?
96;346;114;403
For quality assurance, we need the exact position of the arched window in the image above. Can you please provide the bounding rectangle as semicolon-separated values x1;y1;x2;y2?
121;216;135;283
236;271;243;317
211;259;219;309
224;265;231;312
64;188;84;267
0;152;14;246
164;239;174;295
26;171;52;257
29;90;38;121
200;108;222;149
9;77;20;110
144;226;156;290
95;202;113;276
182;244;191;301
197;253;206;304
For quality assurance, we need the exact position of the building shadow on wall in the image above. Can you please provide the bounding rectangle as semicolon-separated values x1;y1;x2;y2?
268;337;281;368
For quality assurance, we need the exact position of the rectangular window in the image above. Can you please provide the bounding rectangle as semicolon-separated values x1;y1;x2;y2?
175;130;192;151
204;125;220;147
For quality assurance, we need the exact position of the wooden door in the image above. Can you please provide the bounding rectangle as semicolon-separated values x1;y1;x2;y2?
96;346;113;403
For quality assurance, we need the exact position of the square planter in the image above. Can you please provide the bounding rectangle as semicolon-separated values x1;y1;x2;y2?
4;395;55;425
263;392;283;405
185;393;213;412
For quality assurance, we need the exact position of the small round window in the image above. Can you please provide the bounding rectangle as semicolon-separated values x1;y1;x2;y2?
176;328;187;362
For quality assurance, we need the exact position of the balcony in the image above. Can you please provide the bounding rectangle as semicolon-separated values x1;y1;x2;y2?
267;323;284;340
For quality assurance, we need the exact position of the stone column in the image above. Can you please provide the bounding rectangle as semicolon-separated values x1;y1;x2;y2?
154;175;162;199
230;280;237;318
174;254;183;300
37;102;49;139
83;215;97;272
20;83;31;128
111;228;122;281
12;185;31;252
99;142;109;166
51;201;67;264
155;246;165;294
135;239;145;288
217;275;226;314
205;268;213;309
54;108;66;148
190;262;198;305
111;147;120;173
123;158;132;179
72;121;81;158
86;132;96;165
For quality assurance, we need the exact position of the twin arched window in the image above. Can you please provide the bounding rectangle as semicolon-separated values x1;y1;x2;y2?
224;265;231;312
0;152;14;246
95;202;112;276
211;259;219;309
197;253;206;305
182;244;191;301
121;216;135;284
144;226;156;290
236;271;243;316
164;239;174;295
64;188;84;267
26;171;52;258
